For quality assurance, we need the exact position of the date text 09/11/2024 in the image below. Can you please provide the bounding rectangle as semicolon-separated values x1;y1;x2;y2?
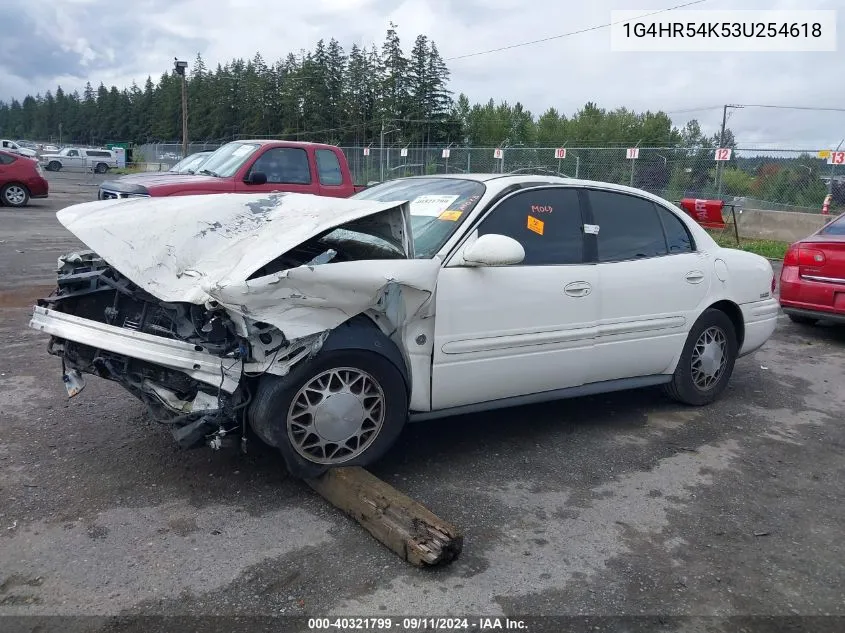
307;617;529;630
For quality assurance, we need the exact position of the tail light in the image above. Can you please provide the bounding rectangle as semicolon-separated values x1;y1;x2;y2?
783;245;826;267
771;274;776;294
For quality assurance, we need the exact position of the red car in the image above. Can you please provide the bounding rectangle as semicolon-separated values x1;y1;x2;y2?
0;150;49;207
779;211;845;325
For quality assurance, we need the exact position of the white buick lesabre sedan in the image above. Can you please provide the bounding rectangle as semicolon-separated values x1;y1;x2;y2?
30;175;779;477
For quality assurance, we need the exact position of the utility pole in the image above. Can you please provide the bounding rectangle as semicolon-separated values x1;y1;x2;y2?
716;104;742;198
174;59;188;158
380;120;385;182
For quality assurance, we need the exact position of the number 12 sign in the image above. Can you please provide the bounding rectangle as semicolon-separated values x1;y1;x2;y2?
827;151;845;165
715;148;732;161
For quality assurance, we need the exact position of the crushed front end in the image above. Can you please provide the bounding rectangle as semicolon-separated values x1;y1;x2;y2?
31;251;265;451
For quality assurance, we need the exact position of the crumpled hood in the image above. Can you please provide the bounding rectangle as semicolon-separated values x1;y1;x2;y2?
57;192;415;305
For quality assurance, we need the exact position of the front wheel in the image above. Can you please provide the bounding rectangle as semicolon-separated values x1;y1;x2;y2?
248;350;408;478
47;161;61;172
664;308;738;406
1;183;30;207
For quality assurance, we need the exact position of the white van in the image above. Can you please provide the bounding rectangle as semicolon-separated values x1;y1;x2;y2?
40;148;117;173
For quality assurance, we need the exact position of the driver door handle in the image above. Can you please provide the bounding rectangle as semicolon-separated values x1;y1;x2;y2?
685;270;705;284
564;281;592;297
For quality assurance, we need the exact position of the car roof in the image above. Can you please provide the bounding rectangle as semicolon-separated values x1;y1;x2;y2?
233;139;341;150
389;173;677;205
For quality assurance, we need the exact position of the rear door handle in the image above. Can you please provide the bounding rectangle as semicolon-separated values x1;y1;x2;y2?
564;281;592;297
685;270;705;284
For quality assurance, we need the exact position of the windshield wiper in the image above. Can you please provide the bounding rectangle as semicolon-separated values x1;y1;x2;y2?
198;169;220;177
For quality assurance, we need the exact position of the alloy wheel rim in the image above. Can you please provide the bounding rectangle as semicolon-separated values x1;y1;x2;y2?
5;186;25;205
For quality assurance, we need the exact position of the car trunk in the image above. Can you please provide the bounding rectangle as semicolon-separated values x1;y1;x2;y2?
793;236;845;310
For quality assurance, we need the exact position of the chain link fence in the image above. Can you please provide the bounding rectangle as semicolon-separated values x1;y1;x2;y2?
134;143;842;214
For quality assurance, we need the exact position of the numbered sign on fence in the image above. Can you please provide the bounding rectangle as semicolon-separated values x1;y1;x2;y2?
363;147;370;156
400;147;408;157
626;147;639;160
554;148;566;159
715;148;732;161
442;148;451;158
827;151;845;165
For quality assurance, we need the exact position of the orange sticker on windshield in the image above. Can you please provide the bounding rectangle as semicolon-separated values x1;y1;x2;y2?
439;210;463;221
527;215;544;235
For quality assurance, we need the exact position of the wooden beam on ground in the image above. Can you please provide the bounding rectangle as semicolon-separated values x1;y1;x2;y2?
305;466;463;567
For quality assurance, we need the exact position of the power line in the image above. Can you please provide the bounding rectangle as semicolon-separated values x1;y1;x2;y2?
445;0;708;61
735;104;845;113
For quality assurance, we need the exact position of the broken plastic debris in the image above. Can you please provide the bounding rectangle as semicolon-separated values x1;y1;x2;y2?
63;368;85;398
760;365;769;370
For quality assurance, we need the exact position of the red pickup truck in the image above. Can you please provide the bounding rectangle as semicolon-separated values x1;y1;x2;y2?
98;140;366;200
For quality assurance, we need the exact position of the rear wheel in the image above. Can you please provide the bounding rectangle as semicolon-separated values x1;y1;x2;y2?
664;308;738;406
249;350;408;478
1;183;29;207
94;162;109;174
787;314;817;326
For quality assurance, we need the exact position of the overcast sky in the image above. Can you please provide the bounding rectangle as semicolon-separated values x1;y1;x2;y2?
1;0;842;149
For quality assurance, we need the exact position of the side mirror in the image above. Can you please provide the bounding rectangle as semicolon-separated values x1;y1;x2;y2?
245;171;267;185
463;234;525;267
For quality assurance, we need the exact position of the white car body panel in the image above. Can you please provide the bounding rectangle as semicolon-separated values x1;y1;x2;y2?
32;175;778;423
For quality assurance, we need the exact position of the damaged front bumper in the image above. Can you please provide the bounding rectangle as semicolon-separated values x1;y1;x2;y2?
31;305;242;393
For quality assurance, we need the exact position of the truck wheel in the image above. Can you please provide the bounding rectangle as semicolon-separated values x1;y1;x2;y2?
94;163;109;174
1;183;30;207
248;350;409;478
47;161;61;172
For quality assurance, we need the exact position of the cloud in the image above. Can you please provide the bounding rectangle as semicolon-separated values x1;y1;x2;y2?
1;0;842;148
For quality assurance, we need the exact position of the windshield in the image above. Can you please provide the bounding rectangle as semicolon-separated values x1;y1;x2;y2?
196;142;259;178
170;152;210;174
352;178;486;258
58;148;73;156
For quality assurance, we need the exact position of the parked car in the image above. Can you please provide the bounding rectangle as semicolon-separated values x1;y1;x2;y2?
40;147;117;173
169;151;213;174
97;140;365;200
0;139;38;158
0;150;48;207
105;151;214;188
30;175;778;477
779;211;845;325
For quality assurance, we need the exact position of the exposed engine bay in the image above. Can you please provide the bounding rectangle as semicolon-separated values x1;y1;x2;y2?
39;251;264;450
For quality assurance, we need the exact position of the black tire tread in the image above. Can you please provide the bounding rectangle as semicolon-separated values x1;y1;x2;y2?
1;183;29;208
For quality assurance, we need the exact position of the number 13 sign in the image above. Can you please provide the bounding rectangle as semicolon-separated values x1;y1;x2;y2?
715;148;732;161
828;151;845;165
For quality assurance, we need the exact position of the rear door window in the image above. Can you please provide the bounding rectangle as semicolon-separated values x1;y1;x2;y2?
586;190;668;262
316;149;343;186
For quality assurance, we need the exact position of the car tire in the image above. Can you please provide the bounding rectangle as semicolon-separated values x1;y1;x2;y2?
787;314;817;326
663;308;738;406
94;163;109;174
248;350;409;479
0;183;30;208
47;161;61;172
